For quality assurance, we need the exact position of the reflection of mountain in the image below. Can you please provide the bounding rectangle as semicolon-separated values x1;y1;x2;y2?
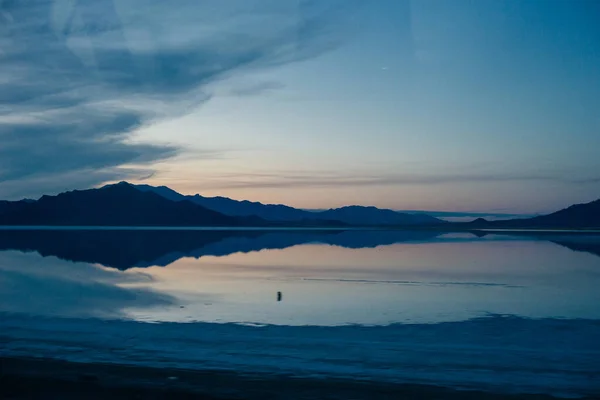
0;229;441;270
473;232;600;259
1;229;598;270
550;239;600;258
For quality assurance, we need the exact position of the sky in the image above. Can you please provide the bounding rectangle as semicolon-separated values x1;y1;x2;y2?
1;0;599;214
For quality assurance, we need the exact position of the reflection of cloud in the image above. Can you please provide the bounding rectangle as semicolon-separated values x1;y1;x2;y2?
0;0;358;200
0;251;174;318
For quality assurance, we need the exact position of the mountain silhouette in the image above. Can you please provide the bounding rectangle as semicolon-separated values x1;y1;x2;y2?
521;199;600;228
0;200;31;216
1;182;597;228
0;182;251;226
471;198;600;229
135;183;313;221
317;206;442;226
0;182;437;227
133;184;444;226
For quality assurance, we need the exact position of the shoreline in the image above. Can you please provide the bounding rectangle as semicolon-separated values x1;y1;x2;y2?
0;356;588;400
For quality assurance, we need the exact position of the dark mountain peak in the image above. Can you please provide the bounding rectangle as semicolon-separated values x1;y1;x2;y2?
134;184;187;202
0;183;247;227
34;183;156;207
240;199;262;205
48;181;139;200
97;181;134;191
104;182;137;191
466;218;491;227
95;181;134;190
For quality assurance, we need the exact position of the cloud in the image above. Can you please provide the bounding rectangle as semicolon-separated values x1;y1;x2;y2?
197;170;600;190
0;0;359;200
226;80;286;97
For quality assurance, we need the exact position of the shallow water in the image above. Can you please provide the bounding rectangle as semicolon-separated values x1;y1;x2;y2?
1;229;599;397
1;229;599;325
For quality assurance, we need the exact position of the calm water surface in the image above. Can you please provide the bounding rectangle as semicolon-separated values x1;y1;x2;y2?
1;229;599;325
1;229;599;397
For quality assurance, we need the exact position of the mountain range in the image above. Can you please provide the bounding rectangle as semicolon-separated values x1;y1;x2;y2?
0;182;443;227
0;182;598;228
134;183;441;226
468;199;600;229
0;183;247;227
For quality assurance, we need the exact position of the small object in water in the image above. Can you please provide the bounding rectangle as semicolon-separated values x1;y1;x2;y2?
180;305;185;308
277;291;282;302
167;376;179;381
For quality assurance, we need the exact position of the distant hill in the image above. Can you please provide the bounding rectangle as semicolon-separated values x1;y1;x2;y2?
135;184;311;221
133;184;444;226
0;182;249;226
521;199;600;228
468;198;600;229
318;206;442;226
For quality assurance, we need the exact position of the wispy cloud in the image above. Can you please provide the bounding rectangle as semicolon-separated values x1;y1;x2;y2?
0;0;358;200
198;170;600;190
226;80;286;97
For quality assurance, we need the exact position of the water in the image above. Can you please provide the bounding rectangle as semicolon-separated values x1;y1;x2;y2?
1;229;599;396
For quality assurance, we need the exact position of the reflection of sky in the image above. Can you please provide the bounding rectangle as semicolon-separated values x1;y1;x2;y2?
2;235;600;325
125;238;600;325
0;251;174;318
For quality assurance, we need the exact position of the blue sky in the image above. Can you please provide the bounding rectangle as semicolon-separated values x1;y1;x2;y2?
1;0;599;213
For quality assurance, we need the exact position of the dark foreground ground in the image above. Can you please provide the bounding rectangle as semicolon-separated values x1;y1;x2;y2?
1;357;596;400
